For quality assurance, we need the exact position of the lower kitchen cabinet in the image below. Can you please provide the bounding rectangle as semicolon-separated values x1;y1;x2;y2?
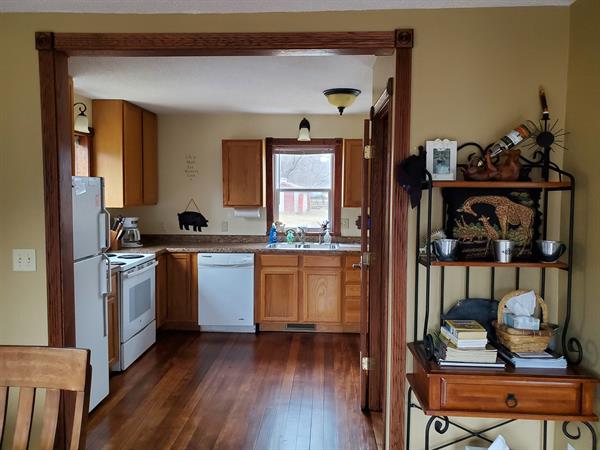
155;254;167;329
257;253;359;332
107;272;119;367
303;269;342;323
260;267;299;322
165;252;199;330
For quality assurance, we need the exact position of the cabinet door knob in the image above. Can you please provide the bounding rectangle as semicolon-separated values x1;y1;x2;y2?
505;393;518;408
352;263;362;270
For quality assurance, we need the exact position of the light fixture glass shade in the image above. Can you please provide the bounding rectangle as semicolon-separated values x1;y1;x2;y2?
298;117;311;141
73;102;89;133
323;88;361;115
74;113;89;133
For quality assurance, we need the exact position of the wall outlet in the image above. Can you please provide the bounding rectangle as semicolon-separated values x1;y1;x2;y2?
13;249;36;272
341;218;350;229
221;221;229;232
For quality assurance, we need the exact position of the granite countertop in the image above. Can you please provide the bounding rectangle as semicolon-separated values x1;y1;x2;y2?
114;242;361;256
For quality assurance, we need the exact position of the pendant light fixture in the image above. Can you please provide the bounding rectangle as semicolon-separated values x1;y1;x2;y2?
73;102;89;133
323;88;361;115
298;117;311;141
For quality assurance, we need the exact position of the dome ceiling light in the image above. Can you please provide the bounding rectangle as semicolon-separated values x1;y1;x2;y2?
323;88;361;115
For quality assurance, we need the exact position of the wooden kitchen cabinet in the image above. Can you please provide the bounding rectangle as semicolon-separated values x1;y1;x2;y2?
257;254;359;332
107;272;119;367
303;269;342;323
260;267;299;322
155;254;167;329
92;99;158;207
165;253;198;330
343;139;363;207
222;139;263;207
142;110;158;205
343;255;361;326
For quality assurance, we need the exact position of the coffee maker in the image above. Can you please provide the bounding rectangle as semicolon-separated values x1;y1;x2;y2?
121;217;142;248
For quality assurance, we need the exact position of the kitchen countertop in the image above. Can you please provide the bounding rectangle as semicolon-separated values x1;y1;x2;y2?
113;242;361;257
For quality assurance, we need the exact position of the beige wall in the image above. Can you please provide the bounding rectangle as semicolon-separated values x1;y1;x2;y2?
116;113;364;237
555;0;600;447
0;6;572;449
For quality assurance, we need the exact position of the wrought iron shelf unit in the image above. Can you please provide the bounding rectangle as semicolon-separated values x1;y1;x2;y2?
406;160;598;450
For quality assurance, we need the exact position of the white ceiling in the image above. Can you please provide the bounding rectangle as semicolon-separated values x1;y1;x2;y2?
0;0;574;13
69;56;375;115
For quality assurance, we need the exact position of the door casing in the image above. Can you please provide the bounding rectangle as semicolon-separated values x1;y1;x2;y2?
35;29;413;449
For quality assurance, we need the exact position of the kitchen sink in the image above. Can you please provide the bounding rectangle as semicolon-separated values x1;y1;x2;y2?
265;242;360;251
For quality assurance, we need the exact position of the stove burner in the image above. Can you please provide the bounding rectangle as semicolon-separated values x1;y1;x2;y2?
118;254;144;259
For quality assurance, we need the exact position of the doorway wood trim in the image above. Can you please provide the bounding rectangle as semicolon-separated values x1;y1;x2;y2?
36;28;413;450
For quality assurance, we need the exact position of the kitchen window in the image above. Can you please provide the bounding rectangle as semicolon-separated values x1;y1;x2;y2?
266;138;342;234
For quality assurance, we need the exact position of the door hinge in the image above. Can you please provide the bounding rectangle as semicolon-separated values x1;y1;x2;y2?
364;145;373;159
361;356;374;371
361;252;371;267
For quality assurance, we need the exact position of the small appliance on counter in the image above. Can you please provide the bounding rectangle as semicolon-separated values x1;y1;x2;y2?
121;217;143;248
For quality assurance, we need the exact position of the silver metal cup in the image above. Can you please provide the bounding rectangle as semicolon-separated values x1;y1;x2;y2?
494;239;515;263
432;239;459;261
536;240;566;262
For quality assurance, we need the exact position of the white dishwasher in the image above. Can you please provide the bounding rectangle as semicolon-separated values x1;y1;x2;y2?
197;253;255;333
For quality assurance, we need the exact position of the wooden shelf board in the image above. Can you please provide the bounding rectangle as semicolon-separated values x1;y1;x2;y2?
428;180;571;189
419;258;568;269
408;342;596;379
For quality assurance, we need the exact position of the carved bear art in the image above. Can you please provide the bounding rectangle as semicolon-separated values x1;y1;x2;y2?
178;211;209;232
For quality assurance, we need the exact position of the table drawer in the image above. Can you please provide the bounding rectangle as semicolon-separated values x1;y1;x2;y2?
440;377;581;416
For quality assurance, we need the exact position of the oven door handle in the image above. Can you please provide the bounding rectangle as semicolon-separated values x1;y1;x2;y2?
123;261;158;279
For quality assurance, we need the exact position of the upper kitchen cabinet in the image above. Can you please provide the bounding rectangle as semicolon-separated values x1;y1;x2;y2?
343;139;363;207
92;100;158;208
222;139;263;207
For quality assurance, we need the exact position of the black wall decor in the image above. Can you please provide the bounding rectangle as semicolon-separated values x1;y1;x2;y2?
442;188;541;260
178;199;209;232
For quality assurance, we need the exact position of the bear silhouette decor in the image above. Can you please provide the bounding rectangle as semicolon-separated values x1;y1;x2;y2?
178;211;209;232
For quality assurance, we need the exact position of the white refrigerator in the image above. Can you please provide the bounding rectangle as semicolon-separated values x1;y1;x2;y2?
72;176;110;411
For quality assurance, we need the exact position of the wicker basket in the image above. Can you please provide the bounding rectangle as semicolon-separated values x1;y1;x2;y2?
493;290;558;353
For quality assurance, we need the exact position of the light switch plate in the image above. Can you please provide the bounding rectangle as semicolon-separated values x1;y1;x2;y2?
341;218;350;229
13;249;36;272
221;221;229;232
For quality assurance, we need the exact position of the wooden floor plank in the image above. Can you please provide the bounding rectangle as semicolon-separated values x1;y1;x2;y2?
86;331;377;450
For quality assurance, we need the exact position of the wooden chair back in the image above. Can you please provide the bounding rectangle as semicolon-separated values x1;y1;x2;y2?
0;346;91;450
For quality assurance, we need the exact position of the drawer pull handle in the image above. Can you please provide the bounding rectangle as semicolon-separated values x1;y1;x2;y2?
505;393;518;408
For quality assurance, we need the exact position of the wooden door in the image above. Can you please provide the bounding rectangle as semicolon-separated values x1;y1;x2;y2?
107;272;119;367
142;110;158;205
343;139;364;207
166;253;198;328
359;119;371;410
303;268;342;323
222;139;263;207
260;267;298;322
366;90;393;412
155;254;167;329
123;101;144;207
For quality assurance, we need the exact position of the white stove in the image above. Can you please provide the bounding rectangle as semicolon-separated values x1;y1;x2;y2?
107;252;157;371
107;252;155;271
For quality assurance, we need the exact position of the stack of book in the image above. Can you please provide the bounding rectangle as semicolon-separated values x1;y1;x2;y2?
496;346;567;369
433;320;505;368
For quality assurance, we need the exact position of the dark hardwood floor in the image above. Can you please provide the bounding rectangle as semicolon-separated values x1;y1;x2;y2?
86;331;378;450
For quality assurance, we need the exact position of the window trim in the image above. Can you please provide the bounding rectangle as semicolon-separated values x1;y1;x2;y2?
266;137;343;235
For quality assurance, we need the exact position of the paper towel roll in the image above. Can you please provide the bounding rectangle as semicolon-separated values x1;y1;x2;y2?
233;208;261;219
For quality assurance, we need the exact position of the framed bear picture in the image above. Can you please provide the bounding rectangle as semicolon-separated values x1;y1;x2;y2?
442;188;542;260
